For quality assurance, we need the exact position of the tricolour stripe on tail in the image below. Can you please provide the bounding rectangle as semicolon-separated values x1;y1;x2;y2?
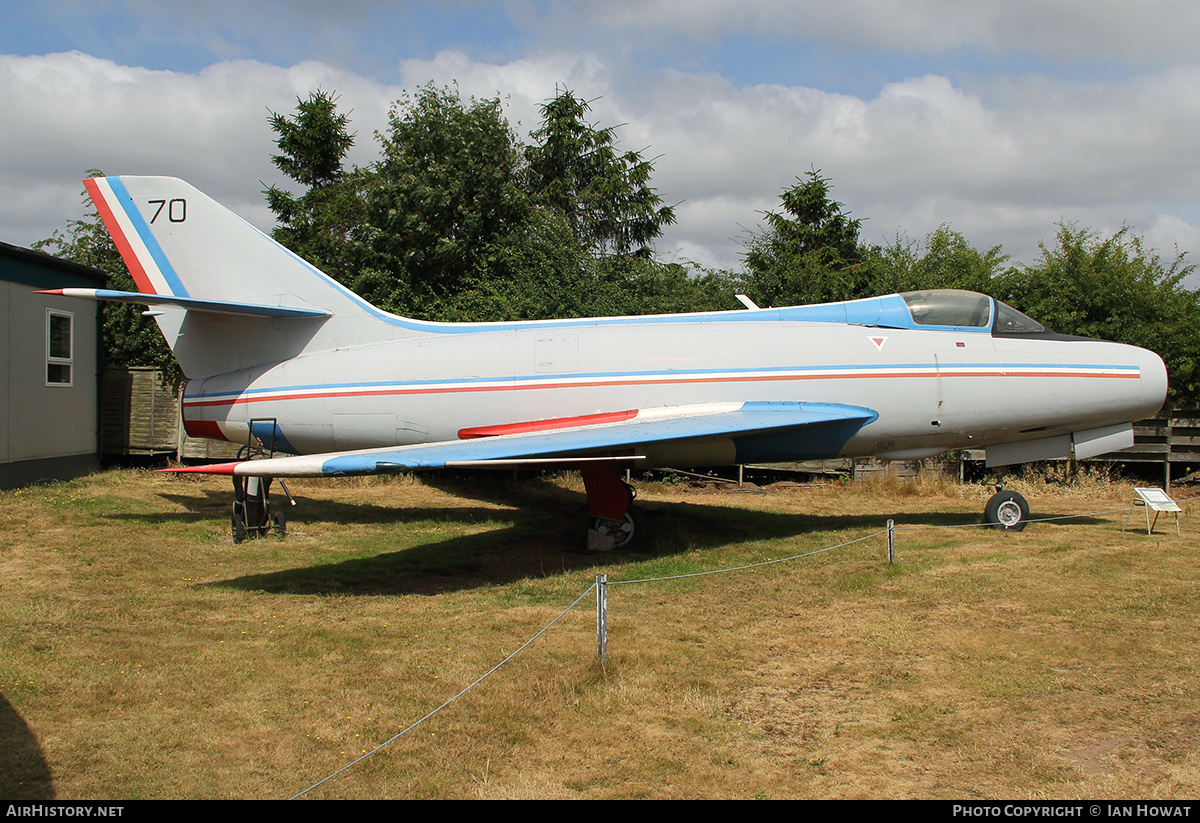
84;176;188;297
76;175;429;378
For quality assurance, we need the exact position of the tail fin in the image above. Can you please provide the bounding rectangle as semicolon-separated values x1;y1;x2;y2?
87;176;358;310
84;176;396;377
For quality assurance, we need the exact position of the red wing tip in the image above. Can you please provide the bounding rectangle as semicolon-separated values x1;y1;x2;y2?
157;462;243;475
33;289;65;295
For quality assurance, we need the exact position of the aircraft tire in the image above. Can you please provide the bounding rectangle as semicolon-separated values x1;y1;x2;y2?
587;504;647;552
272;510;287;539
613;504;646;551
984;490;1030;531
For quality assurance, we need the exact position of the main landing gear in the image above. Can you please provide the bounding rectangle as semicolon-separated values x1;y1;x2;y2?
983;486;1030;531
580;462;646;552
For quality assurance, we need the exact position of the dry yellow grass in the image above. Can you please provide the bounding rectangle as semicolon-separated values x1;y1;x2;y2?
1;468;1198;799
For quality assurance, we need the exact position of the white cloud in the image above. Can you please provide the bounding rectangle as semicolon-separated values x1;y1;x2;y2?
3;47;1200;281
556;0;1200;67
0;51;400;243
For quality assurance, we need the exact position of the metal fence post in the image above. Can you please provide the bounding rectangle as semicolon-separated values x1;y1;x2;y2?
887;519;895;564
596;574;608;662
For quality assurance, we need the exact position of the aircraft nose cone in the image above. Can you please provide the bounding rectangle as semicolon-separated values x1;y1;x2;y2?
1137;346;1169;417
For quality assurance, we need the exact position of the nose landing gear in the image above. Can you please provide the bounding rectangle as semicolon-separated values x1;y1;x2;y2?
984;487;1030;531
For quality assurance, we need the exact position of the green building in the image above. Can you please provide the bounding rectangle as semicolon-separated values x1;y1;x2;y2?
0;241;104;489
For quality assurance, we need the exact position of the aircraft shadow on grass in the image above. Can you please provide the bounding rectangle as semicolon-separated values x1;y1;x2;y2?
138;489;512;529
167;477;1109;598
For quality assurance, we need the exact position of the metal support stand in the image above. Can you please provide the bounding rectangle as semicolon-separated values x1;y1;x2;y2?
1123;488;1181;536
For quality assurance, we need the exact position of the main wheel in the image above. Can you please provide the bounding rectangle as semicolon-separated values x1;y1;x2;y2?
589;504;647;551
984;490;1030;531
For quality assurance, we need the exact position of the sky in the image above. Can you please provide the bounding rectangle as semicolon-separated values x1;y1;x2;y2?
3;0;1200;284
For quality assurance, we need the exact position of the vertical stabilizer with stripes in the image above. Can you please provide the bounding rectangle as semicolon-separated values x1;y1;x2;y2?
84;176;395;378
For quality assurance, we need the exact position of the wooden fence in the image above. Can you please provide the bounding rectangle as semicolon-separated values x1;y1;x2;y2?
1103;407;1200;485
100;368;239;460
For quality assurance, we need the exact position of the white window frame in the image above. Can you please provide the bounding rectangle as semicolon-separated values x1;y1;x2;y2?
46;308;74;387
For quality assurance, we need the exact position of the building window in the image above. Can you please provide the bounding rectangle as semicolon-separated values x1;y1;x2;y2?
46;309;73;386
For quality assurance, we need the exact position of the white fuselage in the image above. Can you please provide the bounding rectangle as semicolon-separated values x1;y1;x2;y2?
181;309;1167;466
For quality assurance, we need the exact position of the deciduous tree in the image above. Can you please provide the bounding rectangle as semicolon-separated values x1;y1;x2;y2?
872;225;1007;294
359;83;531;317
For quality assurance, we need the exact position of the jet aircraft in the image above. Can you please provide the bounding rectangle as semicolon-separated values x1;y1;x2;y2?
44;176;1169;549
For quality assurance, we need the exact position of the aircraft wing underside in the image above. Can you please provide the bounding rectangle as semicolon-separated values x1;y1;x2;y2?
177;401;879;477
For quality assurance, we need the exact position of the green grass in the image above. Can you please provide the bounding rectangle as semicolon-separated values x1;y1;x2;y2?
1;469;1199;798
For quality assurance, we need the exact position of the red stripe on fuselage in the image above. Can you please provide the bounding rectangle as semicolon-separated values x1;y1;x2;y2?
83;178;157;295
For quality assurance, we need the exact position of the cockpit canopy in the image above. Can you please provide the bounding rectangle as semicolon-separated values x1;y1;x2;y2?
775;289;1057;337
900;290;992;328
899;290;1047;335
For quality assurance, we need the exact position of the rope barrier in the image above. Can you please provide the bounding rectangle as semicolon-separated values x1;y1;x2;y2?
291;582;598;799
291;488;1195;798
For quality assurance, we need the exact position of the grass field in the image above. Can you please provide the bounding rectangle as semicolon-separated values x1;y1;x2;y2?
1;467;1198;799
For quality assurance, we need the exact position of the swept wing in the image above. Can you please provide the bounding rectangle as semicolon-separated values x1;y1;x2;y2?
175;401;878;477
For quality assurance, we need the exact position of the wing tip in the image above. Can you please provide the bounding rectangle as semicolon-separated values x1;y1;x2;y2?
157;462;242;476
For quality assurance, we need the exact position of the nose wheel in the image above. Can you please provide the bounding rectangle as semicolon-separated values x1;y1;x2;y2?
984;489;1030;531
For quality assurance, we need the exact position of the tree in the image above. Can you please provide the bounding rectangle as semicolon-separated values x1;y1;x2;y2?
268;89;354;188
995;223;1200;403
264;90;365;284
358;83;531;317
432;205;590;322
872;225;1007;295
738;168;874;307
525;88;675;257
262;83;728;323
34;172;181;383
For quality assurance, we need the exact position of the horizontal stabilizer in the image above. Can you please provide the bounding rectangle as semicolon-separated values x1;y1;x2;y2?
173;401;877;478
159;463;239;475
36;288;330;319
